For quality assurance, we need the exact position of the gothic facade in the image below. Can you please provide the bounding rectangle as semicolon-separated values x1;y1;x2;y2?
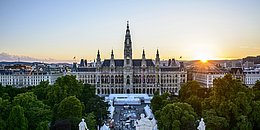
71;22;187;95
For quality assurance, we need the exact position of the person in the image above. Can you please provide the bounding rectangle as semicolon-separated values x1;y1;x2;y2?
79;119;89;130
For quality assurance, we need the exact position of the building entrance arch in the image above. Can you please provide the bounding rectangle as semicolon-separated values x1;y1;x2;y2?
127;89;130;94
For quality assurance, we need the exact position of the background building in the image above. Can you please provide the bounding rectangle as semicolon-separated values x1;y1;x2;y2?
0;63;64;87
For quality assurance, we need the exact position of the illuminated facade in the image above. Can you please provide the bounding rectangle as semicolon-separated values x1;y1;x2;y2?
71;22;187;95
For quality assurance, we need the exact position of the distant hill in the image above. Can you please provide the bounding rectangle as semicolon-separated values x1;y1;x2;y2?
0;52;73;64
0;61;37;66
0;52;42;62
242;56;260;64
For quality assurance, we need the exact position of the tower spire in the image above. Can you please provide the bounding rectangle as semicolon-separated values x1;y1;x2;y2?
124;21;132;66
156;49;160;67
142;49;146;67
110;49;115;67
127;21;129;29
111;49;114;58
96;49;101;67
142;49;145;58
125;21;130;36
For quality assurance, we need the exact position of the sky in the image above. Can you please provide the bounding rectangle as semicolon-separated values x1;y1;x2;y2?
0;0;260;62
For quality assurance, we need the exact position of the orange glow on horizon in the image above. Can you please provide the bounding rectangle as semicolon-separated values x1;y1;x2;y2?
200;59;208;63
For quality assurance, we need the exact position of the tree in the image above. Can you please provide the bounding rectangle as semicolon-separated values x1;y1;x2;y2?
7;105;28;130
80;84;108;125
179;81;201;101
36;121;50;130
253;80;260;90
155;102;197;130
57;96;83;120
179;81;209;116
203;109;229;130
79;84;96;105
0;85;29;100
250;101;260;130
202;74;254;129
0;96;11;130
0;93;11;130
47;75;83;107
253;80;260;101
151;92;172;112
54;75;83;97
13;92;51;130
84;112;96;130
151;91;163;112
57;96;83;129
33;81;50;101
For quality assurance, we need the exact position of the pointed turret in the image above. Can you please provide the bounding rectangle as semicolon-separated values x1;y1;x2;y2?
155;49;160;67
142;49;146;67
142;49;145;59
126;21;130;36
96;50;101;67
110;49;115;67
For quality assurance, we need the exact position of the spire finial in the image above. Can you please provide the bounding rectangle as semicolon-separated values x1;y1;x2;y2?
127;21;129;29
142;49;145;56
97;49;100;58
111;49;114;54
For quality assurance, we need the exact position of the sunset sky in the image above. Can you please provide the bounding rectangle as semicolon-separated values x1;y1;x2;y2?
0;0;260;62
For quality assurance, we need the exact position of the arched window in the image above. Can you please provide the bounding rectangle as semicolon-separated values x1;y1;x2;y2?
111;75;114;84
127;75;130;84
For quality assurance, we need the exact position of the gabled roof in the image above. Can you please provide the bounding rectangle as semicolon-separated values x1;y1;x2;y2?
132;59;155;67
101;59;155;67
230;68;243;74
77;67;96;72
161;67;180;71
102;60;124;67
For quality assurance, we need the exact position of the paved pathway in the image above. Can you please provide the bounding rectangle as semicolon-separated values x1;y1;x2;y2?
112;104;148;130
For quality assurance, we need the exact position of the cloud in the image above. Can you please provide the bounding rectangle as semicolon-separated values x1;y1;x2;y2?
0;52;72;63
239;46;249;49
0;52;41;61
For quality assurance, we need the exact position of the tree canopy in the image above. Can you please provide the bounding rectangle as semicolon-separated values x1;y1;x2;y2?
0;75;107;130
7;105;28;130
155;102;197;130
13;92;51;130
151;74;260;130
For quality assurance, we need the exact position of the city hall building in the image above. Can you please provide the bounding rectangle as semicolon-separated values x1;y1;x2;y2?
71;22;187;95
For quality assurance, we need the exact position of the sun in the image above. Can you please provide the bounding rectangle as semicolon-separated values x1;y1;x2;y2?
192;46;214;63
188;43;218;62
200;59;208;63
195;52;210;63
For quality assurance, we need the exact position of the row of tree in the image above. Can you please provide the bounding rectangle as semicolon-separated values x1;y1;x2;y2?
151;74;260;130
0;75;108;130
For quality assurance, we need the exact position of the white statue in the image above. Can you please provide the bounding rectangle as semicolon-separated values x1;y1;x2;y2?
100;123;110;130
79;119;89;130
197;118;206;130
